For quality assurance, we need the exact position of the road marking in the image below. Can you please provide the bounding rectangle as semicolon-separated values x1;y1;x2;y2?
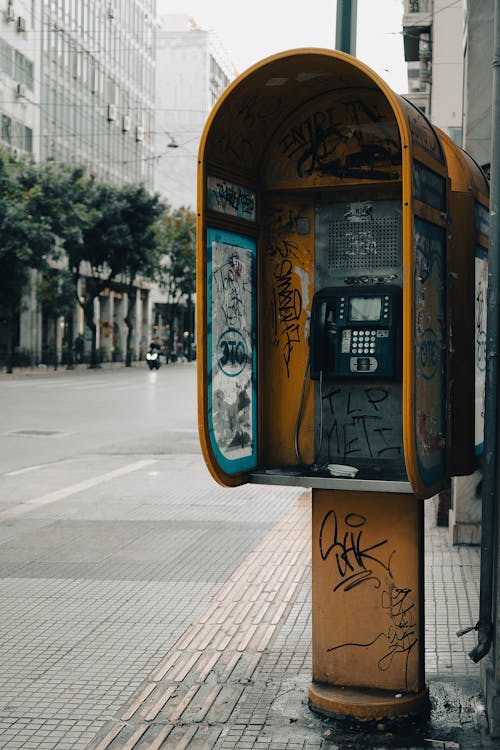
0;459;156;521
5;461;73;477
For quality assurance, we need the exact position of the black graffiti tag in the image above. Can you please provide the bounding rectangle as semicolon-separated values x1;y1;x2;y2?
323;387;402;460
213;257;247;328
273;258;302;377
321;509;417;689
211;181;255;217
319;510;389;592
378;582;418;673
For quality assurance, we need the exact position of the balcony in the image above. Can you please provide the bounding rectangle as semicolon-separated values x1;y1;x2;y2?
403;0;432;61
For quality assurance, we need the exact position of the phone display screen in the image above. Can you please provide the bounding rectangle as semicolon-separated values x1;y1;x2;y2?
349;296;382;322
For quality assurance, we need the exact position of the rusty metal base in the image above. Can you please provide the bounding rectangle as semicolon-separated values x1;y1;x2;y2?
309;681;431;722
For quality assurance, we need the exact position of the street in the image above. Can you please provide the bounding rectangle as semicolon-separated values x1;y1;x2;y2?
0;364;491;749
0;363;304;749
0;363;200;477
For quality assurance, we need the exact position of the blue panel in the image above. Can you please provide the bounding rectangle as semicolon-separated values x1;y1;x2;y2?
475;246;487;455
413;217;446;486
207;227;258;474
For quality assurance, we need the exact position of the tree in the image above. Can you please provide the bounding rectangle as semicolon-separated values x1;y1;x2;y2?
157;206;196;358
0;151;56;372
45;178;166;368
38;268;75;368
17;161;99;368
113;185;165;366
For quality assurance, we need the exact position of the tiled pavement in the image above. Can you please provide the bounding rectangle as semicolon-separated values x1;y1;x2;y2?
0;452;493;750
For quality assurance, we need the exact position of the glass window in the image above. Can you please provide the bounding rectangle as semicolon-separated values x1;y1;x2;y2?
1;114;12;144
24;126;33;153
0;39;12;77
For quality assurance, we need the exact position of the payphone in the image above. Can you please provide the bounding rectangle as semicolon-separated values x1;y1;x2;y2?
309;286;401;379
197;49;482;722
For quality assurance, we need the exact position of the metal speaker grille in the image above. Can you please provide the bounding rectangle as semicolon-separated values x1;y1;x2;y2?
328;217;400;270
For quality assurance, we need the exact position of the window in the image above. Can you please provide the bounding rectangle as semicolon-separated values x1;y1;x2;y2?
448;127;463;147
1;114;11;144
24;126;32;153
0;39;13;77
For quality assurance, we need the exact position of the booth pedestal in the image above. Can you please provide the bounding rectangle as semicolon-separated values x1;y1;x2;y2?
309;682;430;722
309;488;430;722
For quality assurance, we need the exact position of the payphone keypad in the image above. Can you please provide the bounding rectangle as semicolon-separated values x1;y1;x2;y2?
310;287;400;380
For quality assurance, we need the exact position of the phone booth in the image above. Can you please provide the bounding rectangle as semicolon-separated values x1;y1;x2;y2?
197;49;485;721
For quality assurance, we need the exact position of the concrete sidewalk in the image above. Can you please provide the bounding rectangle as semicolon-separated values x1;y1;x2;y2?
85;494;487;750
0;451;491;750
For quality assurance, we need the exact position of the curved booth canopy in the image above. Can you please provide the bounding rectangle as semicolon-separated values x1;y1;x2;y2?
197;49;487;500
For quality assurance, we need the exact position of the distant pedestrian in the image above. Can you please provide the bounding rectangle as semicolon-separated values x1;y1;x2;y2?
74;334;84;364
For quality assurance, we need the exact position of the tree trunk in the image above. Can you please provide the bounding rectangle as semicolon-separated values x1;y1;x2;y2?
5;320;13;374
53;317;58;370
83;301;99;368
124;293;134;367
89;321;98;367
66;311;74;369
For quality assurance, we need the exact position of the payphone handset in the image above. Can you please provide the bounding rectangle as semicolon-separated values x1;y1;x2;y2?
309;286;402;380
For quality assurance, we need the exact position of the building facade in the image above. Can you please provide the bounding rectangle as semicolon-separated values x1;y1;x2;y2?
151;14;233;357
154;14;233;209
39;0;155;187
402;0;464;143
0;0;36;159
403;0;500;739
0;0;158;367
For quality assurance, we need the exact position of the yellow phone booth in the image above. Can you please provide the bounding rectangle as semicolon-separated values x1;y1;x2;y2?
197;49;487;721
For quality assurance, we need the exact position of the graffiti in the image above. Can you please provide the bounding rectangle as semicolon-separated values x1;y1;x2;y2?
476;284;487;372
344;202;374;222
419;327;439;380
403;100;444;163
415;228;442;284
414;217;446;482
207;176;256;221
210;131;257;171
319;510;389;591
208;230;256;469
272;258;302;377
344;274;399;286
320;508;417;688
264;205;309;257
417;409;443;455
265;205;310;378
279;100;400;181
233;92;286;130
213;253;248;329
322;387;402;461
379;582;418;673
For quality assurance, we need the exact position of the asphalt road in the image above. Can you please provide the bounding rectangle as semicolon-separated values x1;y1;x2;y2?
0;363;489;750
0;361;199;475
0;362;305;750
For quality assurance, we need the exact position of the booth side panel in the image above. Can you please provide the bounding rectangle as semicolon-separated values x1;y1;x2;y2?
260;196;315;467
446;191;476;476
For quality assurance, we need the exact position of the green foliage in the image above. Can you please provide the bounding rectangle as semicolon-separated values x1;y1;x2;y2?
0;146;196;370
0;150;56;322
157;205;197;305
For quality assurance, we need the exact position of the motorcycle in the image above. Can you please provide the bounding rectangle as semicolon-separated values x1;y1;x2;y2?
146;348;161;370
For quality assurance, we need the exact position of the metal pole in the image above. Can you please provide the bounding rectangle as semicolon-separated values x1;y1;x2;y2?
335;0;358;55
468;0;500;663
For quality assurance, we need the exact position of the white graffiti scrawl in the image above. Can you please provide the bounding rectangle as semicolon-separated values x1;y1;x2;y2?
208;228;257;473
